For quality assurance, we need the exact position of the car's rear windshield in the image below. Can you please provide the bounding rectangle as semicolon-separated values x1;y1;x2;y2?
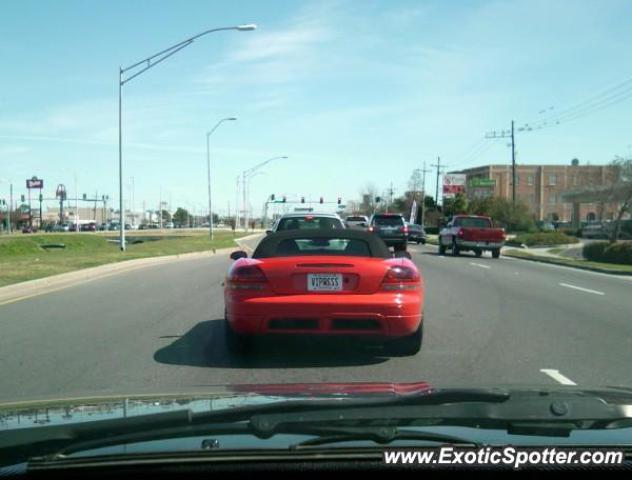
346;216;366;222
373;216;404;226
276;217;343;231
454;217;492;228
272;238;371;257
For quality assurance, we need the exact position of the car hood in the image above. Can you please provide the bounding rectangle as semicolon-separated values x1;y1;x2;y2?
0;382;432;431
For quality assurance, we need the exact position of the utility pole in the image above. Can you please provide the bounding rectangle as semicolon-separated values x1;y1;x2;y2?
420;161;431;226
431;156;448;208
386;182;394;213
485;120;516;207
9;183;13;234
242;171;247;231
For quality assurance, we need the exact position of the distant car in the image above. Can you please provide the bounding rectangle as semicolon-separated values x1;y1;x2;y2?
439;215;505;258
81;223;97;232
368;213;408;252
164;222;175;229
224;230;424;356
21;225;37;234
406;223;426;244
44;224;55;233
345;215;369;230
147;223;160;229
52;223;70;232
267;213;345;234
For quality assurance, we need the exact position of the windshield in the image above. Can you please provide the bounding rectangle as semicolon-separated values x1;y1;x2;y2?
373;216;404;226
453;217;492;228
2;0;632;467
276;216;343;230
275;238;371;257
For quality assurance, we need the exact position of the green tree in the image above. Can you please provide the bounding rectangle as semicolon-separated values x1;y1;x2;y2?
172;207;190;226
424;195;436;210
443;193;468;217
161;209;172;222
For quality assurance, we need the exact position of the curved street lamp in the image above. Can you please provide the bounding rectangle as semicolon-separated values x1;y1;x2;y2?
242;156;288;231
117;24;256;251
206;117;237;240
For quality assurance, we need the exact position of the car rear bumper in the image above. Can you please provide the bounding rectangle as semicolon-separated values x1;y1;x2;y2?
226;292;422;338
456;240;503;249
378;236;408;246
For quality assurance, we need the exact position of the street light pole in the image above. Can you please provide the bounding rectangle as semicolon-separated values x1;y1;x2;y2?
117;23;256;251
241;156;288;231
206;117;237;240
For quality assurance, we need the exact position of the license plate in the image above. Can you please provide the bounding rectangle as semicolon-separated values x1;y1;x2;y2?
307;273;343;292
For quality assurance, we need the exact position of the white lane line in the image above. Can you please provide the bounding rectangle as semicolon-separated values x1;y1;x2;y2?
540;369;577;386
503;255;632;282
559;282;605;296
469;262;491;269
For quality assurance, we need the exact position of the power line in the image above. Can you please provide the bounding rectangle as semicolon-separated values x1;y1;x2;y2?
524;74;632;131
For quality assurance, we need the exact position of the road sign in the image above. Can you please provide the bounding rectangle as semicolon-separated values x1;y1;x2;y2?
26;177;44;189
468;178;496;188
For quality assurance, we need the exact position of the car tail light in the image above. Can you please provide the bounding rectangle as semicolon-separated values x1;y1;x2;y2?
229;265;268;290
368;226;374;232
381;265;420;291
400;225;408;234
457;228;465;238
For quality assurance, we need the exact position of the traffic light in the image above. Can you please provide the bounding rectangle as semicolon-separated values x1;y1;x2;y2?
270;194;275;201
39;194;43;201
83;193;87;200
375;196;381;203
282;196;286;203
319;196;323;204
337;197;341;205
21;194;25;202
301;196;305;203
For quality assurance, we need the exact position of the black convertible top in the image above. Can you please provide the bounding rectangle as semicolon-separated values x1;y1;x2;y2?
252;229;391;259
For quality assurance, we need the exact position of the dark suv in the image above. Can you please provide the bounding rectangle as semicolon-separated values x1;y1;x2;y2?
369;213;408;251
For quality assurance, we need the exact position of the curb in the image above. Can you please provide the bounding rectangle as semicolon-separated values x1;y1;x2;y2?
502;251;632;276
0;234;262;306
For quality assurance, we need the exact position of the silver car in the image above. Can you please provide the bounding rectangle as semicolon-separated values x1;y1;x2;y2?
345;215;369;230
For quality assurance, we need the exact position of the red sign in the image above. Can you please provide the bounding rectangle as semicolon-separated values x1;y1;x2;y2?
26;178;44;189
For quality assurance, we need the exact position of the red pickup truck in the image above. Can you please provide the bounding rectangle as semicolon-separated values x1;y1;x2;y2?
438;215;505;258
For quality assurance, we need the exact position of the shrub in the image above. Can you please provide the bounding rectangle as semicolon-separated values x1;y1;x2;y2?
512;232;579;247
602;242;632;265
582;241;608;262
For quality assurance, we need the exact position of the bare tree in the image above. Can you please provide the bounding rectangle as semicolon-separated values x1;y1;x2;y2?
358;183;379;215
607;156;632;242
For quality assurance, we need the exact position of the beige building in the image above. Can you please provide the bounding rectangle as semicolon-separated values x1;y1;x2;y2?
452;162;622;222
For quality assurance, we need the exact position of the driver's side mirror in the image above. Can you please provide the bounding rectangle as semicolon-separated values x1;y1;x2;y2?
360;222;367;227
230;250;248;261
265;230;272;235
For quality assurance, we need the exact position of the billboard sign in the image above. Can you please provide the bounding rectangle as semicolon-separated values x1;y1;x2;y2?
442;174;466;198
26;177;44;189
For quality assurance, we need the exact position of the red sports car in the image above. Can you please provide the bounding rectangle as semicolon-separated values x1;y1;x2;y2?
224;229;424;356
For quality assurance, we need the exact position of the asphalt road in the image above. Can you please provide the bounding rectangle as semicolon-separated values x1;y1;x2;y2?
2;236;632;403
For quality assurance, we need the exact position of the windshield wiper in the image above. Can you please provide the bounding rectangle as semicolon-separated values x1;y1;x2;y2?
287;426;479;449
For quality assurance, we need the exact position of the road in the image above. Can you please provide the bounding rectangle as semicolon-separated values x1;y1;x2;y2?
1;235;632;403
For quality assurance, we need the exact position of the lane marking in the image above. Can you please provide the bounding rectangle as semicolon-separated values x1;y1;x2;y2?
540;369;577;386
559;282;605;296
502;255;632;282
469;262;491;269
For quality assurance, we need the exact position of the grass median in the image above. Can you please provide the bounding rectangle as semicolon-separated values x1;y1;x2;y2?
0;230;247;287
503;249;632;275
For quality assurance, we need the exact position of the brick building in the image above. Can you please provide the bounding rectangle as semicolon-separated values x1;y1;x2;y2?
451;161;622;222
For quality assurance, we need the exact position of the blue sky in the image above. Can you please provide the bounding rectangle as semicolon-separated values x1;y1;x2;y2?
1;0;632;216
